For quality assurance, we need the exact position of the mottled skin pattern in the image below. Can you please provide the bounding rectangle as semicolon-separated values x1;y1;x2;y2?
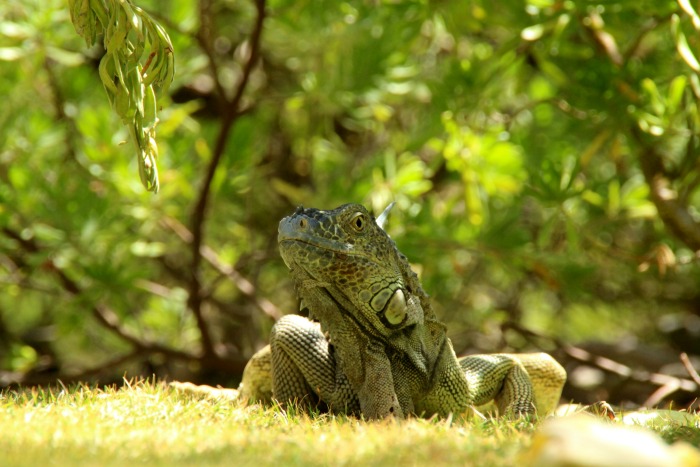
242;203;566;419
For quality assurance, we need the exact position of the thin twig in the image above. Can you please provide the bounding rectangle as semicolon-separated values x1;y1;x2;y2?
0;226;201;366
41;55;100;188
643;380;682;408
161;217;281;320
564;344;697;393
622;16;668;62
578;12;622;67
503;321;699;401
92;304;197;361
680;352;700;386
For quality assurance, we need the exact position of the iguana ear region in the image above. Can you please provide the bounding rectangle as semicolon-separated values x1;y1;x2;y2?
371;288;408;329
367;286;425;331
384;289;407;325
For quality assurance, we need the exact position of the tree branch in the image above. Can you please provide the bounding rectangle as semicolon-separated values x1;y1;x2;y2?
636;145;700;251
161;217;282;321
196;0;228;104
42;55;85;170
187;0;267;358
228;0;266;116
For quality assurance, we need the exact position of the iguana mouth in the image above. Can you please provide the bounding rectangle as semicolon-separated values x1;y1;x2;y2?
279;237;379;263
278;236;354;254
278;211;355;260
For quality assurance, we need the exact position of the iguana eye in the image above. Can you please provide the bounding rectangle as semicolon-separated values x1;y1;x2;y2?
349;212;367;232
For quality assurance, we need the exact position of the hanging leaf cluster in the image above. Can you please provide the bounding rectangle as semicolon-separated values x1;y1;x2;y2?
68;0;174;192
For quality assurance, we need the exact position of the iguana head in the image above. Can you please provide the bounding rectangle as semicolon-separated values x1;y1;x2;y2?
278;203;425;335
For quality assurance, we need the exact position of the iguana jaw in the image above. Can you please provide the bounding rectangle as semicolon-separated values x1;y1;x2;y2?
278;209;341;267
278;216;372;268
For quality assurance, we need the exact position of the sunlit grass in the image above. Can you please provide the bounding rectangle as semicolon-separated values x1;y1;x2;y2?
0;379;534;466
0;379;697;466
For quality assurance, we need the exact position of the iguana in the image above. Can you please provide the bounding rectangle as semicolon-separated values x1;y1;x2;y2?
239;203;566;419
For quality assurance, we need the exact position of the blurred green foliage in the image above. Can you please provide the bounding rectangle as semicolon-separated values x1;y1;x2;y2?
1;0;699;405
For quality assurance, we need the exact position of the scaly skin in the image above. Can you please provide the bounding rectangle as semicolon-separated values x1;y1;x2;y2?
241;204;566;419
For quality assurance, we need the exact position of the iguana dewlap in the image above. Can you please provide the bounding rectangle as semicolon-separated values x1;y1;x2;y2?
240;203;566;419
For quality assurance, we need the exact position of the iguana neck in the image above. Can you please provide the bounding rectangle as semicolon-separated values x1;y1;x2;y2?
296;250;450;382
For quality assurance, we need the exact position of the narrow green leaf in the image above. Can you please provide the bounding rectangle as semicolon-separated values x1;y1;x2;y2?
667;75;687;115
678;0;700;30
689;73;700;99
641;78;665;115
0;47;25;61
608;179;620;217
45;46;85;67
671;15;700;72
521;24;545;41
0;21;35;39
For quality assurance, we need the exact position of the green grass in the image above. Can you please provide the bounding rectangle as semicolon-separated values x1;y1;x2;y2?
0;379;532;466
0;379;697;466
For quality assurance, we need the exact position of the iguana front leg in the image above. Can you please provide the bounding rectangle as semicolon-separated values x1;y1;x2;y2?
270;313;403;418
269;314;360;414
352;339;404;418
459;353;566;416
460;354;535;415
286;274;404;418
